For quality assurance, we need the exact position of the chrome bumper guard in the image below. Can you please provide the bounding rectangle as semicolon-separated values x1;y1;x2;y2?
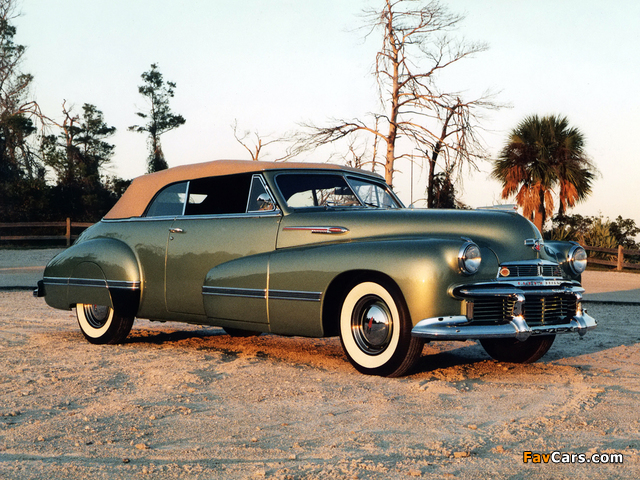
411;283;597;341
33;280;45;298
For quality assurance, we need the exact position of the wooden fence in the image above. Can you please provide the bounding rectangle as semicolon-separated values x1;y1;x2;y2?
0;218;93;247
584;245;640;271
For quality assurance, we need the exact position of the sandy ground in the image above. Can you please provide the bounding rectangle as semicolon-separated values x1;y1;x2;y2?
1;292;639;479
1;248;640;478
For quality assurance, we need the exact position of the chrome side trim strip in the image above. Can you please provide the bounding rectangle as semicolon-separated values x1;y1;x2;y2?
107;280;141;290
282;226;349;235
202;286;322;302
101;211;283;222
43;277;140;291
269;290;322;302
43;277;71;286
68;278;107;288
202;286;266;299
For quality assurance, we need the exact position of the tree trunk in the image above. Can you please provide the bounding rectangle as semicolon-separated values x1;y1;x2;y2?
533;189;546;233
427;106;455;208
383;2;400;188
427;142;441;208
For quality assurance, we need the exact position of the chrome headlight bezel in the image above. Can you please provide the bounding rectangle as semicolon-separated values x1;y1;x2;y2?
568;244;588;275
458;242;482;275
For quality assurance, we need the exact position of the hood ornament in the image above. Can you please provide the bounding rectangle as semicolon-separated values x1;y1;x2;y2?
524;238;543;253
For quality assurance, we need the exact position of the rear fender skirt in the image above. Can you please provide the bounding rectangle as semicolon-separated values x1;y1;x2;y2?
42;238;141;316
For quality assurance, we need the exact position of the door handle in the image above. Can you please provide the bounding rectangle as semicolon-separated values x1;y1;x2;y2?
169;228;185;234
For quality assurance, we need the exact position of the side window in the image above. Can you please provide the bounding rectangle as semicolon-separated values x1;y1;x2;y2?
246;175;277;212
184;174;252;216
145;182;188;217
275;173;360;208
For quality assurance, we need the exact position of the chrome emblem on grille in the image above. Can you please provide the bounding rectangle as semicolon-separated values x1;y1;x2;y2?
499;267;511;277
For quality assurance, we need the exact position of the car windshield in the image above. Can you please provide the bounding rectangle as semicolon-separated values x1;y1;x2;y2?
275;173;401;209
346;176;401;209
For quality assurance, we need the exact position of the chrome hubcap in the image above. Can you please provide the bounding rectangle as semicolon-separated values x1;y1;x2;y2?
84;304;110;329
351;295;393;355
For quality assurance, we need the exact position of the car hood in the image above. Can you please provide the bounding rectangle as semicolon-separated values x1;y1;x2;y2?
276;208;542;264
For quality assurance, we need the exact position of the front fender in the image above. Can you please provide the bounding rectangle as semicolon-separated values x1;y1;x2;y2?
543;240;584;282
268;238;499;335
42;238;141;316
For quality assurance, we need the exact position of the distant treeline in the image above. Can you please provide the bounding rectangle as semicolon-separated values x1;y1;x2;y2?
0;0;183;223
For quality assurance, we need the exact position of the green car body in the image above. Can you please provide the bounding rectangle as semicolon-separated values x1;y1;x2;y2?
36;160;596;376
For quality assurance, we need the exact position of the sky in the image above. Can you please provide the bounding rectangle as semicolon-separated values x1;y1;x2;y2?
13;0;640;225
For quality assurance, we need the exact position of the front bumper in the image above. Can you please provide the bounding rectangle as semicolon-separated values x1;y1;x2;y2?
411;283;597;341
412;311;597;341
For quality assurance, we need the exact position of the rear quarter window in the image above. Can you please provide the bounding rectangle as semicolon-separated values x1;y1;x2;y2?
145;182;188;217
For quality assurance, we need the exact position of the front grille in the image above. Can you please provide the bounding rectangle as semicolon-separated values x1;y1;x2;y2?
471;294;577;325
541;265;563;277
523;294;577;326
511;265;538;277
472;296;517;324
500;264;562;278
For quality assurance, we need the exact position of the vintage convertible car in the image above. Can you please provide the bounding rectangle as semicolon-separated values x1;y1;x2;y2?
35;160;596;376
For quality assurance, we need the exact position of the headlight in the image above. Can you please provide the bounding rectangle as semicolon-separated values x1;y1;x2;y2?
459;242;481;275
568;244;587;275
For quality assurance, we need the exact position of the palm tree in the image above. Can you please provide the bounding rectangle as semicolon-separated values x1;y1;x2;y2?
491;115;596;232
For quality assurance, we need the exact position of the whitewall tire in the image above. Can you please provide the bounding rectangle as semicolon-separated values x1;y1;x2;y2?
76;303;134;345
339;280;423;377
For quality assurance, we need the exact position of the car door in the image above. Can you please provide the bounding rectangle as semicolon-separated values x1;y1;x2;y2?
165;173;281;319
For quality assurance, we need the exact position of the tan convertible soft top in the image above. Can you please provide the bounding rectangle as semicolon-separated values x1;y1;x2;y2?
104;159;369;219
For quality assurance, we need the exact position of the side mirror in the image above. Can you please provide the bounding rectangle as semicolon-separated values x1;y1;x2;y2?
256;193;275;211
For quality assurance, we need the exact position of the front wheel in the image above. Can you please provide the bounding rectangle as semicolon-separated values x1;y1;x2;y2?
76;304;134;345
339;280;423;377
480;335;556;364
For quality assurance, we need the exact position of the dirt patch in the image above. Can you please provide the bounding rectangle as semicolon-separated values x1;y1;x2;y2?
1;292;638;479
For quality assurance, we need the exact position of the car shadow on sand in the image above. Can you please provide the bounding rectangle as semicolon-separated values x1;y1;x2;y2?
125;326;227;345
107;302;640;376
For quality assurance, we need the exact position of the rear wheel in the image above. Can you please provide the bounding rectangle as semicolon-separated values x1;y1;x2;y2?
339;280;423;377
480;335;556;363
76;303;134;345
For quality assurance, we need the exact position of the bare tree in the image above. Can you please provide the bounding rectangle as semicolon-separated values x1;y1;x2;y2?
292;0;500;203
231;120;282;162
419;94;499;207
